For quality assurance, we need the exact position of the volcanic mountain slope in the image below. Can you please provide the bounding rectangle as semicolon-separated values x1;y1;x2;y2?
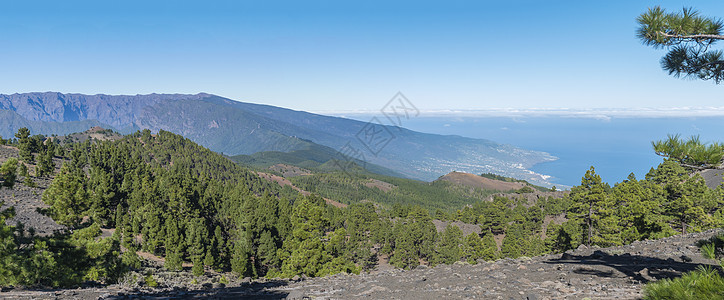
0;110;108;138
0;92;557;185
3;230;720;299
0;130;719;299
436;171;569;208
280;229;722;299
0;145;64;236
230;140;407;178
436;171;528;191
53;126;124;144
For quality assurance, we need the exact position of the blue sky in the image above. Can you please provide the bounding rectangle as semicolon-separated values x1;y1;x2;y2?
1;0;723;112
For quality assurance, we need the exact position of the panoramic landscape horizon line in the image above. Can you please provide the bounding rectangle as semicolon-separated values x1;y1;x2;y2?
319;107;724;119
6;91;724;120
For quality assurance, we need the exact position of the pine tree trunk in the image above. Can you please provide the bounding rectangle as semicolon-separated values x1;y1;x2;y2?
587;202;593;246
682;221;687;234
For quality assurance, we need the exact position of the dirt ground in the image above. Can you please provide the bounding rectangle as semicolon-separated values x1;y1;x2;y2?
0;145;65;236
0;229;719;299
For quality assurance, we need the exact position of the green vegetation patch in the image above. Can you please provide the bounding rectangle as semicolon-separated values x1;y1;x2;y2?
645;266;724;300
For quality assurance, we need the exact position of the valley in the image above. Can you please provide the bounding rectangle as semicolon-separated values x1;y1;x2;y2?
0;93;558;186
1;126;724;299
7;2;724;299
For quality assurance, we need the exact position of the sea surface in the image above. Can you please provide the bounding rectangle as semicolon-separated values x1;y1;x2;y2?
343;115;724;188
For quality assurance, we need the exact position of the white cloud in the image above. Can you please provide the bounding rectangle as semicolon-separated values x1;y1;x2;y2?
319;107;724;119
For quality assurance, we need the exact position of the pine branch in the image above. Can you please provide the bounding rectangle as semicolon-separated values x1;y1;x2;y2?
657;32;724;41
679;163;708;171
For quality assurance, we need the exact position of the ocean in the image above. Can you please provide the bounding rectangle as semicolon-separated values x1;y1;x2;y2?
344;115;724;188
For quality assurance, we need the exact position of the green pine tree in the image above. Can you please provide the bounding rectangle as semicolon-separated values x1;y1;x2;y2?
230;235;253;278
435;225;463;265
164;218;184;271
613;174;673;243
41;164;90;226
36;146;54;178
501;223;527;258
15;128;33;163
568;166;620;247
389;221;419;269
279;195;344;277
0;158;18;189
479;197;509;235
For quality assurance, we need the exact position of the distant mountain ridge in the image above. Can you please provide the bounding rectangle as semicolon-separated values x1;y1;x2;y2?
0;92;557;185
0;109;109;137
0;92;210;131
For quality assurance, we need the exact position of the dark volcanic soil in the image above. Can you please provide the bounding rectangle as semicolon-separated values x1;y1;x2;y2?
278;230;720;299
1;229;720;300
437;171;527;191
0;145;65;236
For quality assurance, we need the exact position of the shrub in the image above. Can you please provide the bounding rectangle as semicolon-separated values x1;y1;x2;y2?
144;274;159;288
644;266;724;300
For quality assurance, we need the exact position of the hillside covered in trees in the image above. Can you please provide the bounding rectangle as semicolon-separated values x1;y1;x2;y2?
0;128;723;292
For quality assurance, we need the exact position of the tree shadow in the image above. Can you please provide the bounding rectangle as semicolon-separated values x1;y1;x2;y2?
571;268;614;277
105;280;290;299
545;250;718;284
